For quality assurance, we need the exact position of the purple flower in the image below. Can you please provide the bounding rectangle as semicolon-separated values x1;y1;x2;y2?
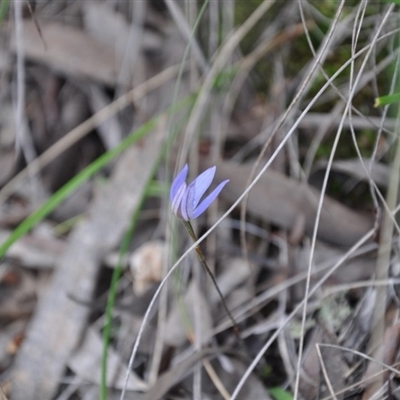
170;164;229;221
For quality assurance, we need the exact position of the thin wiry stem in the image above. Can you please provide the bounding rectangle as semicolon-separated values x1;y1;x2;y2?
183;220;241;339
240;0;347;278
293;5;395;399
123;28;397;399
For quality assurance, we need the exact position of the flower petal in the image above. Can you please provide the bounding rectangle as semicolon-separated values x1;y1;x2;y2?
170;164;188;202
190;166;216;209
190;179;229;219
180;183;194;221
171;182;186;217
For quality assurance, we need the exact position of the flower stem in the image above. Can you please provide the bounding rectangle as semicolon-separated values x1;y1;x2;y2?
183;220;241;339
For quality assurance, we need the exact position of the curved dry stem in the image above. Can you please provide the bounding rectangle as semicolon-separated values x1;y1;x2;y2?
300;0;400;237
122;20;397;398
293;5;395;399
239;0;347;276
122;40;377;397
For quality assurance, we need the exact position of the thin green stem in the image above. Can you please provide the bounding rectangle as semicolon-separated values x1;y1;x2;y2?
182;220;240;338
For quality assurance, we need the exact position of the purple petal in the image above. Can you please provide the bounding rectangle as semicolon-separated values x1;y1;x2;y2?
171;182;186;216
180;184;193;221
170;164;188;202
190;166;216;209
190;179;229;219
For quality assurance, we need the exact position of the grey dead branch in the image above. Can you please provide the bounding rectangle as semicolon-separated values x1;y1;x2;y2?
10;124;165;400
208;159;374;247
7;20;121;86
312;158;390;188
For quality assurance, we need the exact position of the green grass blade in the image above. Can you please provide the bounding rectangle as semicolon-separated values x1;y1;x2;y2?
374;92;400;107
